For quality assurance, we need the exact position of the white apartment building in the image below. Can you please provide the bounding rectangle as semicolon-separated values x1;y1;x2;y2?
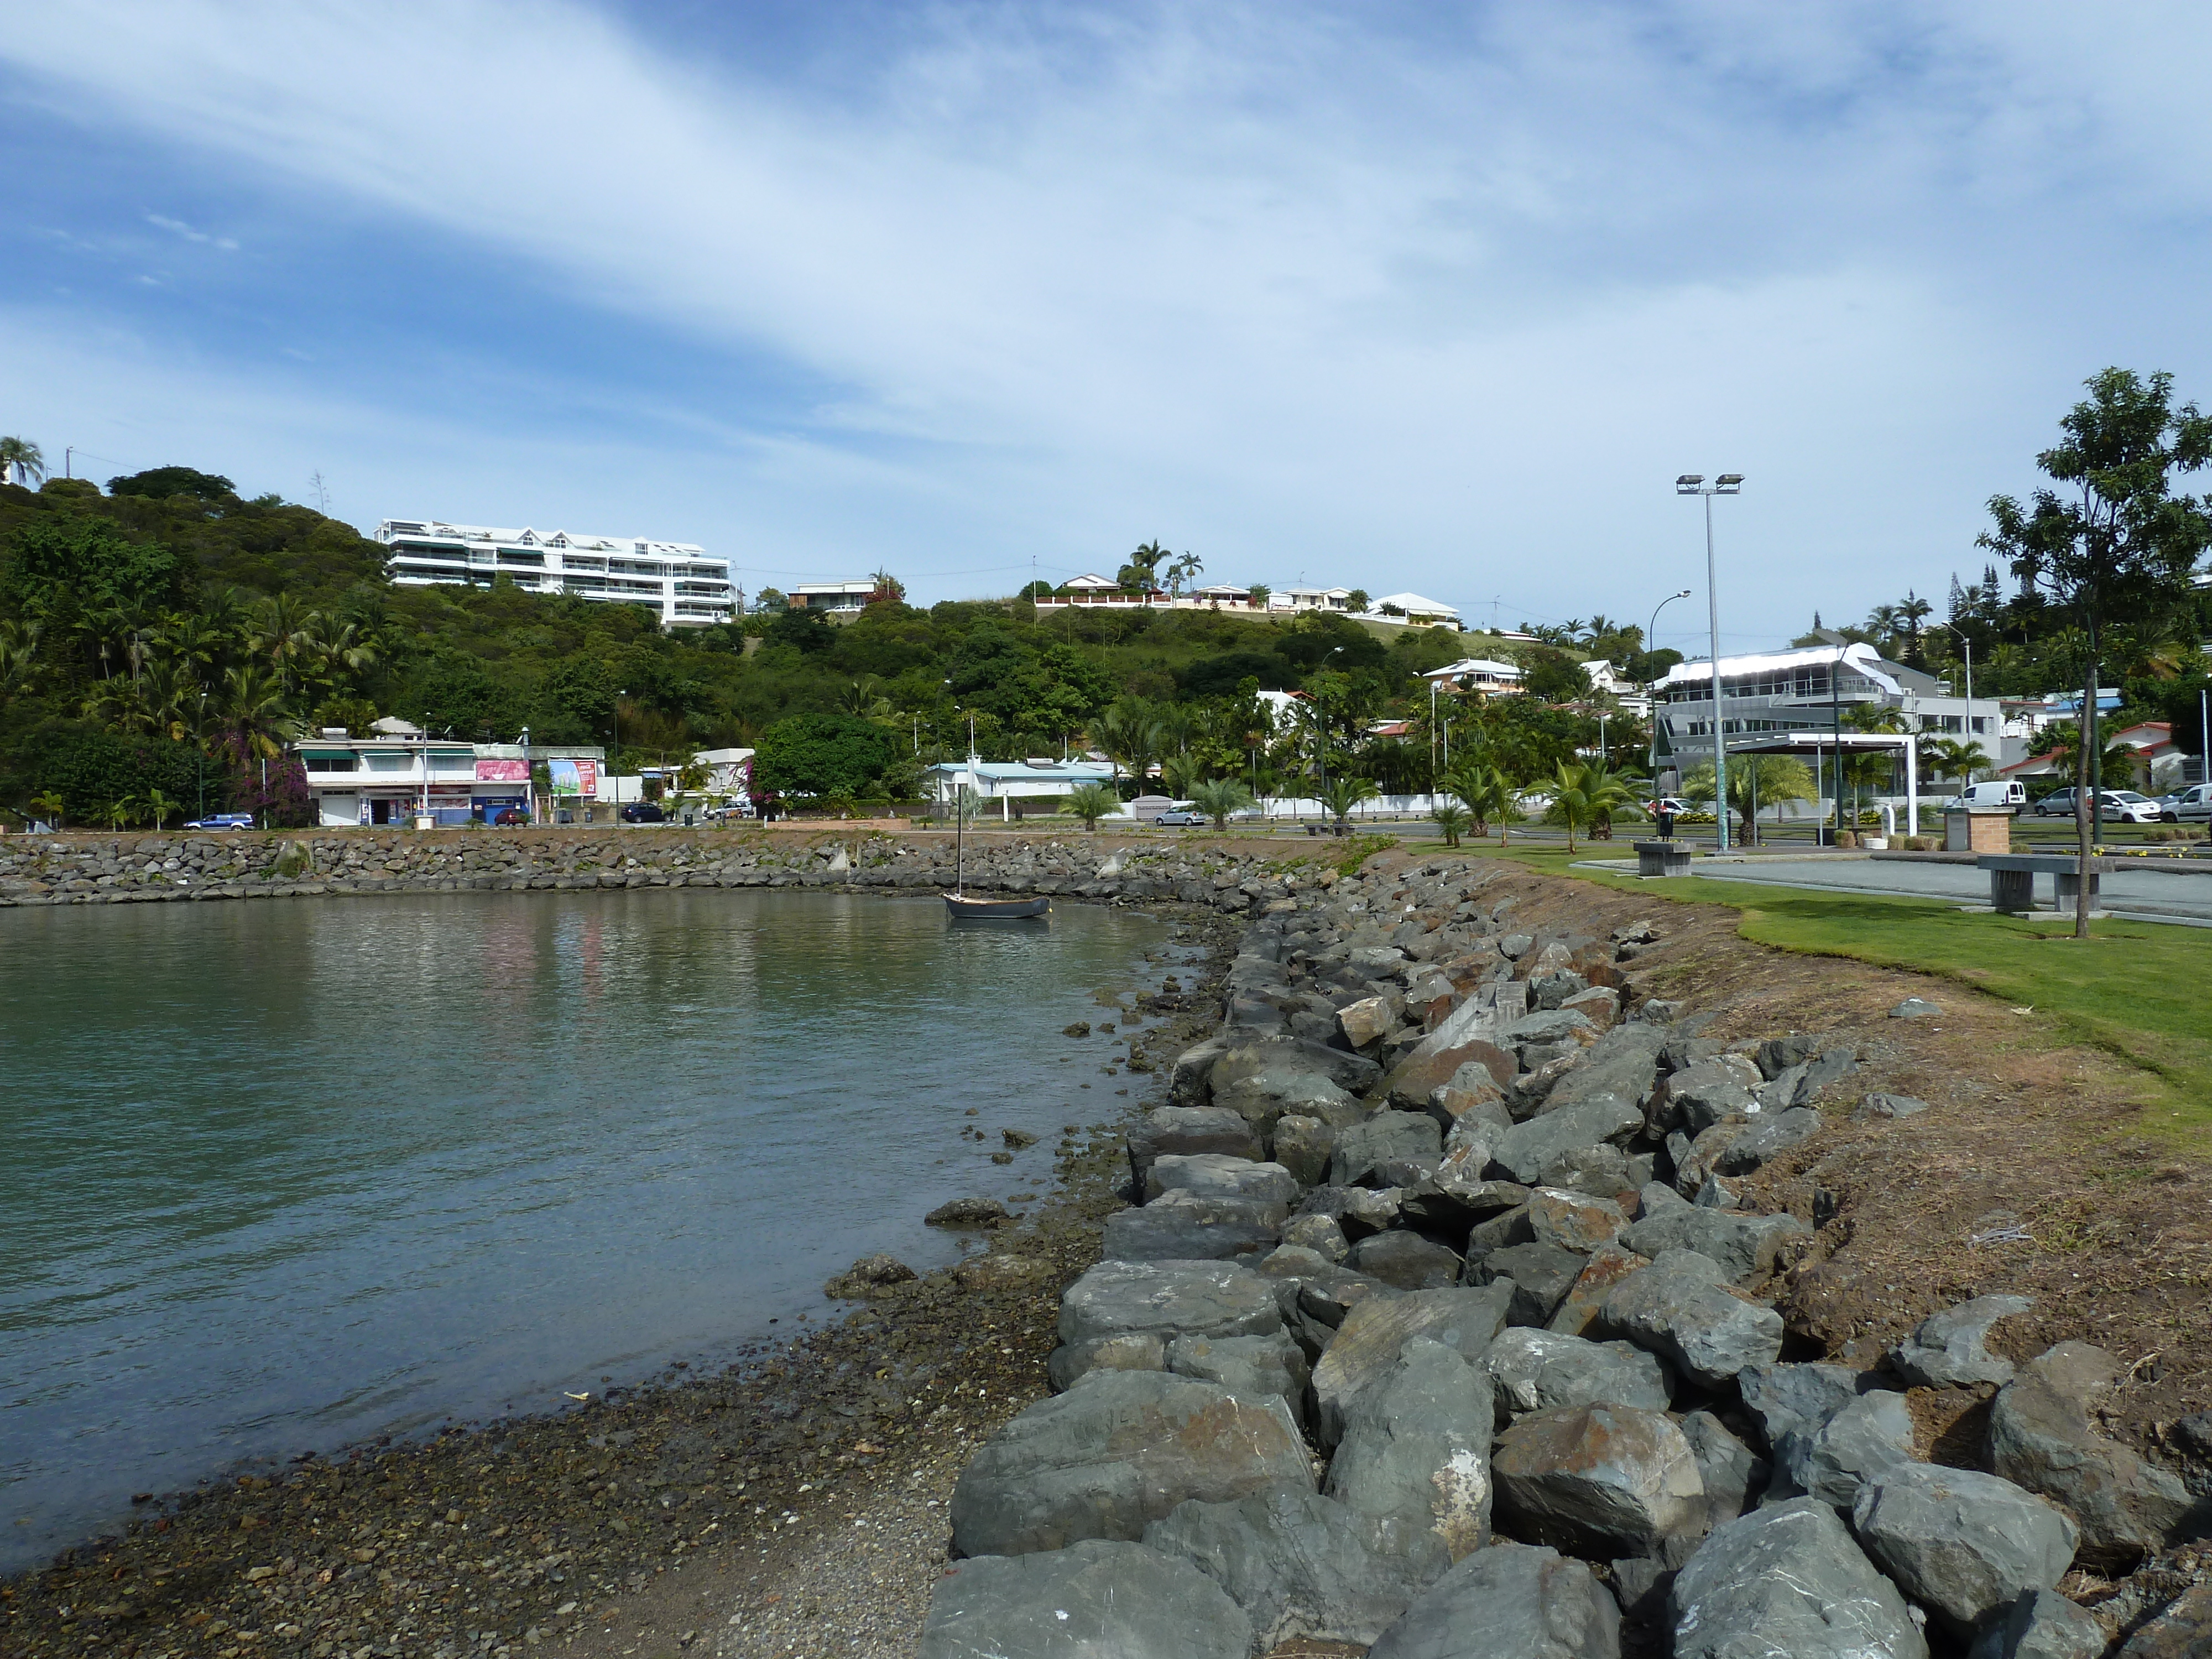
1652;641;2000;770
375;519;736;627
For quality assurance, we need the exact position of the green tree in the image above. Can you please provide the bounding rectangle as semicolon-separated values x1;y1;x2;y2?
1430;800;1470;847
0;436;46;487
1245;583;1271;609
1188;777;1255;828
107;466;236;501
1682;755;1812;846
1062;781;1119;830
1321;774;1379;828
1344;589;1370;614
755;712;897;799
1443;760;1517;842
1546;760;1640;852
1980;368;2212;934
1924;737;1992;789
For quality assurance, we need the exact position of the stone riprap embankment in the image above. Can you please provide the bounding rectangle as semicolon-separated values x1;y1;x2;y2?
920;858;2211;1658
0;829;1310;912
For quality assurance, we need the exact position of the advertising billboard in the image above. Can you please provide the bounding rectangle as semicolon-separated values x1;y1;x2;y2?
475;758;529;782
547;758;599;797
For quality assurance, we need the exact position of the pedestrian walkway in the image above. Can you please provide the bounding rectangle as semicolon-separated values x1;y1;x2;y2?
1577;851;2212;926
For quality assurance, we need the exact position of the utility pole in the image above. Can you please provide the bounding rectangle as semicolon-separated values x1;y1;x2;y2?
1676;476;1743;849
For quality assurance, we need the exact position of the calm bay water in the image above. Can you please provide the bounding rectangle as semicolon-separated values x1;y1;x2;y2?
0;889;1179;1572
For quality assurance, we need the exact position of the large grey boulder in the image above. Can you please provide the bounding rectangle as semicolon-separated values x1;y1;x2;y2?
1595;1249;1784;1387
1738;1361;1869;1449
1468;1241;1590;1328
1280;1212;1350;1262
1618;1203;1810;1283
1349;1229;1464;1291
920;1538;1253;1659
1501;1008;1600;1053
1270;1115;1335;1187
1492;1404;1704;1557
1129;1107;1263;1185
1209;1044;1368;1133
1367;1542;1621;1659
1670;1498;1927;1659
1658;1058;1760;1135
1990;1340;2203;1568
1166;1332;1310;1416
1887;1295;2033;1389
1332;1112;1444;1186
1311;1282;1515;1449
1209;1036;1382;1102
1489;1095;1645;1185
1544;1244;1652;1339
1051;1259;1281;1390
2112;1580;2212;1657
1966;1589;2106;1659
1143;1489;1431;1655
1170;1036;1233;1108
1144;1154;1301;1207
1101;1191;1282;1264
1714;1107;1825;1175
1481;1327;1672;1423
949;1370;1312;1558
1680;1410;1767;1522
1850;1463;2079;1636
1527;1187;1627;1253
1542;1024;1666;1117
1772;1390;1917;1509
1325;1337;1495;1569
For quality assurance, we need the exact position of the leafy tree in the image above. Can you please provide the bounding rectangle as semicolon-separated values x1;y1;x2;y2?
0;437;45;487
1321;774;1379;828
1431;800;1470;847
768;605;837;654
1681;755;1812;847
1344;589;1370;613
1980;368;2212;933
107;467;237;501
1119;540;1167;592
1061;781;1119;830
2;515;191;618
755;712;897;799
1245;583;1271;608
1546;760;1641;851
1188;777;1255;828
1521;649;1592;703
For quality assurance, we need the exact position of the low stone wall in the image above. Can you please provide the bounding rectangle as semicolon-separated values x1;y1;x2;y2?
915;855;2195;1657
0;828;1324;913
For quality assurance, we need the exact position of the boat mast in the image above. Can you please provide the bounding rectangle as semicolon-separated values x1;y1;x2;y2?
954;781;964;895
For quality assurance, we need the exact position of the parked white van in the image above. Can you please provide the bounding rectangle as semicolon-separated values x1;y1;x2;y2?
1944;780;2026;812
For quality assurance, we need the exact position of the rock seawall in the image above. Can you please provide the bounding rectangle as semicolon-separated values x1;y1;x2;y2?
919;854;2209;1659
0;829;1319;912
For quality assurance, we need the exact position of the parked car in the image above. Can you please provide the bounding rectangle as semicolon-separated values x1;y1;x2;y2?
184;812;255;830
2161;783;2212;823
1943;780;2026;812
620;802;666;823
2034;787;2162;823
493;808;528;826
1154;808;1208;826
1644;797;1689;817
702;804;748;822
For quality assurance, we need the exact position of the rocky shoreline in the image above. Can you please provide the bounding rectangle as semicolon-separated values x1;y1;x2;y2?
0;826;1358;914
0;893;1247;1659
917;855;2212;1658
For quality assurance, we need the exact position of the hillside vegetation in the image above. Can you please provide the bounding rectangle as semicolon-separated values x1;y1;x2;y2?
0;474;1619;825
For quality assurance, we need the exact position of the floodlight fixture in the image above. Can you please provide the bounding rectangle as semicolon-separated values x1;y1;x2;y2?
1715;473;1744;491
1675;474;1703;492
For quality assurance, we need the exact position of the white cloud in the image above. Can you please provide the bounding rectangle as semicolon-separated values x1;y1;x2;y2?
5;2;2211;637
145;213;238;250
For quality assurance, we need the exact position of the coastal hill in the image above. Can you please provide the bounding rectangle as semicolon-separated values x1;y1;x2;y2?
0;471;1619;825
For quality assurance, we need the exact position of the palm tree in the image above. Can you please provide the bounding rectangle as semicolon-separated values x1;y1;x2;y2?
144;788;179;830
837;675;894;721
0;436;46;487
30;790;65;828
1321;775;1380;831
1925;738;1992;791
1431;801;1470;847
102;797;139;831
0;617;42;696
1547;760;1640;852
1160;753;1206;799
250;594;315;693
1062;781;1119;831
1897;591;1934;661
1188;778;1255;828
1095;698;1165;789
221;663;301;760
1164;551;1204;598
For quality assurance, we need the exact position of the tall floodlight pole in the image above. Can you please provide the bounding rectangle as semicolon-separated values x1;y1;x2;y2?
1645;588;1692;797
1676;476;1743;849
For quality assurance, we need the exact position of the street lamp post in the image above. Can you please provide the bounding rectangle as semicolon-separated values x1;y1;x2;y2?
1675;476;1743;849
1931;620;1976;825
1646;589;1692;800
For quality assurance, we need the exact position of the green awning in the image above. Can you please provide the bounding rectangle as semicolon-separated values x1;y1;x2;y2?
301;748;357;760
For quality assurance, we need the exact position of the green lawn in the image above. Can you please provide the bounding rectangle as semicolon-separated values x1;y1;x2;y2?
1456;842;2212;1142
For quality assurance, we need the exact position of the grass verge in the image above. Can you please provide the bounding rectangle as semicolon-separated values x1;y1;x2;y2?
1457;842;2212;1144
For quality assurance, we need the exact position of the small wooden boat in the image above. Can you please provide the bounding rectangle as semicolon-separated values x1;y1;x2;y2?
945;891;1051;919
945;766;1050;919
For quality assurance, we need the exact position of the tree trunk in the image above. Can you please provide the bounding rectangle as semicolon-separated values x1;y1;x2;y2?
2075;624;2096;938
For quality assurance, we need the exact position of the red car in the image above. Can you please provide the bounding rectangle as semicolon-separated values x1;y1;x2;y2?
493;809;528;826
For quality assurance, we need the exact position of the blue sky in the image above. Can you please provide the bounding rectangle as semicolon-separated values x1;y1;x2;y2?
6;2;2212;653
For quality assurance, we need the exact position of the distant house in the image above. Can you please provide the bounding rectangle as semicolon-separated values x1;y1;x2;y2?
1275;586;1355;613
1061;573;1120;593
1999;720;2181;789
1370;592;1460;626
1034;572;1166;611
1190;583;1258;608
1422;658;1525;697
787;581;879;612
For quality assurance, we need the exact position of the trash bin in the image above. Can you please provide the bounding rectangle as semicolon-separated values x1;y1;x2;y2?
1655;810;1675;839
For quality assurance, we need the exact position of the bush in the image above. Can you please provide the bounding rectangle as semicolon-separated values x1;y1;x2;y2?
755;712;898;799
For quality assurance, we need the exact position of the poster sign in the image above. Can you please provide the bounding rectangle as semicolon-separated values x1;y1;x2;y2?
476;758;529;782
547;758;598;797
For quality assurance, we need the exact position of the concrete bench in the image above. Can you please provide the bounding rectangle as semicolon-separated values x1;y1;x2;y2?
1977;853;2103;913
1635;839;1692;878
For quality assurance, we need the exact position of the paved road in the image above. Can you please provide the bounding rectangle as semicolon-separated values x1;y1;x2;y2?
1589;852;2212;926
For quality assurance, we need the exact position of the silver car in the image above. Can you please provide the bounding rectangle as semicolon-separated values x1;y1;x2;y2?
2161;783;2212;823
